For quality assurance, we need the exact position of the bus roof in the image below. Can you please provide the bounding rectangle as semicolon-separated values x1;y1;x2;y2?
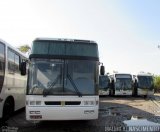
114;73;132;78
34;38;97;44
0;39;28;58
30;38;99;60
114;73;132;76
137;73;152;77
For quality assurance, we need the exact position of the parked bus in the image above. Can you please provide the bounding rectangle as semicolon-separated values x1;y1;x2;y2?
135;73;154;97
26;38;101;120
99;75;110;96
109;73;134;96
0;39;27;122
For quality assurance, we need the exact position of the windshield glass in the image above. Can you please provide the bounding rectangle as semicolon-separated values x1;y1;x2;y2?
27;59;97;95
137;76;153;89
115;78;132;90
99;75;110;89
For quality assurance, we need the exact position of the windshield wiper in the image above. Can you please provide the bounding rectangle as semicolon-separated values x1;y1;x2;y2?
43;88;50;97
48;74;61;89
67;74;82;97
43;74;61;97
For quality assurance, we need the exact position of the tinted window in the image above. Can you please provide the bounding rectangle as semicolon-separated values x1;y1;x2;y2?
115;78;132;90
137;76;153;89
15;54;19;72
28;59;97;95
8;49;20;73
0;43;5;92
99;76;110;89
8;49;15;72
0;43;5;72
32;41;98;58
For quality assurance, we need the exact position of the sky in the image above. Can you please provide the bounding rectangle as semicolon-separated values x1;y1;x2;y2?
0;0;160;75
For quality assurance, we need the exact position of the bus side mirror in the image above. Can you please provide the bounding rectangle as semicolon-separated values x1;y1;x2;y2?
100;65;105;75
21;62;26;75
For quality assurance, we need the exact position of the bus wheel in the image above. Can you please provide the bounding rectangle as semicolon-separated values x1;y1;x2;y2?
144;95;147;99
2;98;14;121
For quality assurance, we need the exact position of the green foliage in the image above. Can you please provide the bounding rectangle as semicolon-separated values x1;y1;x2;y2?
18;45;31;53
154;75;160;93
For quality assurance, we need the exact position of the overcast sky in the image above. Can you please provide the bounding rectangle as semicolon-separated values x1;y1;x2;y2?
0;0;160;74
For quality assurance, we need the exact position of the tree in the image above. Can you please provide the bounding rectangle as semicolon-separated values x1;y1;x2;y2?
154;75;160;93
18;45;31;54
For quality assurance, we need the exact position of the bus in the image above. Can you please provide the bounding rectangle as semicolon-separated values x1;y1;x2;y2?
0;39;27;122
26;38;101;120
109;73;134;96
99;75;110;96
135;73;154;97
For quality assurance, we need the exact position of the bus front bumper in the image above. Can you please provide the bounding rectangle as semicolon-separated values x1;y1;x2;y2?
26;105;98;120
137;88;154;96
115;90;132;96
99;90;109;96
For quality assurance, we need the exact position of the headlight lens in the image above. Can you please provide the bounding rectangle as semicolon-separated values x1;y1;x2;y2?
36;101;41;105
30;101;36;105
84;101;95;105
29;101;41;105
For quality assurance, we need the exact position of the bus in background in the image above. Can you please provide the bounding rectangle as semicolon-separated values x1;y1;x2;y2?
109;73;134;96
99;75;110;96
0;39;27;122
135;73;154;97
26;38;101;120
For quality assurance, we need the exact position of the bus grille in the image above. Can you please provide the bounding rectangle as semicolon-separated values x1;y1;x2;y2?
44;101;81;105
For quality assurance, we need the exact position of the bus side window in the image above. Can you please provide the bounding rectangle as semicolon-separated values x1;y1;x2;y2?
8;49;15;73
0;43;5;74
15;54;20;73
0;43;5;92
8;49;21;74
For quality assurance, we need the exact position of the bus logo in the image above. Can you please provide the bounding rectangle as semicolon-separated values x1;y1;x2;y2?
61;101;65;106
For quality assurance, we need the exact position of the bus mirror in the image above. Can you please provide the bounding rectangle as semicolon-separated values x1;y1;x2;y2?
21;62;26;75
100;65;105;75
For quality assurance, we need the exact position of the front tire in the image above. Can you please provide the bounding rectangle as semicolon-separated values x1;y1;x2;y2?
144;95;147;98
2;99;14;121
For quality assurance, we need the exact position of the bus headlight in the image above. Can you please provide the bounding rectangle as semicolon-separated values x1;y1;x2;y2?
84;101;95;105
36;101;41;105
30;101;36;105
29;101;42;105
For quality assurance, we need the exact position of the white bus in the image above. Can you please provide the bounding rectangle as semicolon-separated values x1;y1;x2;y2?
110;73;134;96
26;38;100;120
135;73;154;97
99;75;110;96
0;39;28;122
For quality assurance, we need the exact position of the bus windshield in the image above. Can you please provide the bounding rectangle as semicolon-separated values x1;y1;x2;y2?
115;78;132;90
27;58;97;95
99;75;110;89
137;76;153;89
